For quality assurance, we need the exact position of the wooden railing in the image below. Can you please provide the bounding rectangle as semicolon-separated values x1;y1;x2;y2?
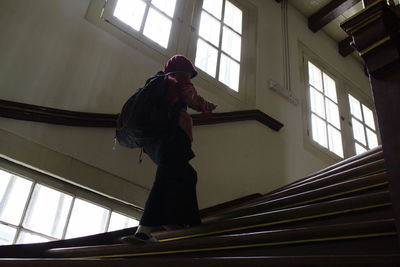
0;99;284;131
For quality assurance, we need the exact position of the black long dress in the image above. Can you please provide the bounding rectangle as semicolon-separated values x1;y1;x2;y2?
140;126;201;227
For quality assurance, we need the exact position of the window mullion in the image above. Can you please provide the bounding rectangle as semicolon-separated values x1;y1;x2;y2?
61;197;76;239
222;52;240;64
50;194;66;237
18;227;58;242
311;111;326;122
0;176;16;219
199;36;217;50
13;180;36;244
105;209;113;232
216;0;226;80
324;99;330;150
223;23;240;35
201;9;220;22
360;106;370;149
140;1;152;33
338;89;352;157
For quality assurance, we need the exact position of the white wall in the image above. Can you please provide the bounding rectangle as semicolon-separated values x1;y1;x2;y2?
0;0;372;209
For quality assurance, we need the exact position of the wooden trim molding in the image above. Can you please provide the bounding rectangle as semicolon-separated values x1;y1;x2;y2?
340;0;400;244
0;99;284;131
308;0;361;33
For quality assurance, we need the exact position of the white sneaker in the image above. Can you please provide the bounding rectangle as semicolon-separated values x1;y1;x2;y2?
134;232;158;243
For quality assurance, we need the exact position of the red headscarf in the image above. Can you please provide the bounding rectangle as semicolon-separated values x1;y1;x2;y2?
164;55;198;78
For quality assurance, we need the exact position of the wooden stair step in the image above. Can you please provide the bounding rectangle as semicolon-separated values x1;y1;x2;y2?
199;193;263;218
204;172;389;223
46;219;397;258
213;158;387;218
154;191;391;241
259;159;386;202
269;146;383;196
1;254;399;267
160;190;392;240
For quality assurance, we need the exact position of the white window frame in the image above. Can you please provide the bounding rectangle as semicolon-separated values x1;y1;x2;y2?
85;0;257;108
344;88;381;155
301;48;380;161
304;57;346;159
101;0;186;56
187;0;256;105
0;160;141;245
189;0;242;92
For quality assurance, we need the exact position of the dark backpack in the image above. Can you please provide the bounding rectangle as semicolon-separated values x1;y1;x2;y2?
115;71;181;148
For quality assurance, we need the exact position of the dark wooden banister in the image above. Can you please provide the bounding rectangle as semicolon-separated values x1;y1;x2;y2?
0;99;284;131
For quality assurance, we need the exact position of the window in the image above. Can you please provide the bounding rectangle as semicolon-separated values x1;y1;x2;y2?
87;0;256;104
195;0;242;91
304;56;380;159
0;169;139;245
348;94;379;154
111;0;177;49
307;61;344;158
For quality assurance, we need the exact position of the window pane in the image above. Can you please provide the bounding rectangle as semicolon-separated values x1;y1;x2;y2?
0;176;32;225
195;38;218;77
0;170;12;200
366;128;378;149
362;104;376;130
202;0;223;19
0;223;16;245
108;212;139;232
114;0;146;31
355;142;367;155
23;184;73;239
326;99;340;128
308;62;323;91
323;73;337;102
219;54;240;91
328;125;344;158
151;0;176;18
199;11;221;46
352;118;366;145
65;199;110;239
311;114;328;148
222;26;241;61
224;1;242;34
349;94;362;120
16;231;52;244
310;87;325;118
143;8;172;48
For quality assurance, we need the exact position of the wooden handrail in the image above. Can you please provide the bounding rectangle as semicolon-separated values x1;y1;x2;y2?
0;99;284;131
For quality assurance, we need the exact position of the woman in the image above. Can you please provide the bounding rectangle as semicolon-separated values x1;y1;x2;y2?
131;55;216;242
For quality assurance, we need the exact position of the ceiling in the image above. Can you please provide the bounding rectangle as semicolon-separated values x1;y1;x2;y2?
279;0;368;57
289;0;364;41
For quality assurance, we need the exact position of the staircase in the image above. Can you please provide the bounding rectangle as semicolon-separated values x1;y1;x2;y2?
0;146;399;266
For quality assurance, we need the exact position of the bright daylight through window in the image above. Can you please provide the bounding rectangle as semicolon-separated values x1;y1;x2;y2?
307;61;344;158
113;0;177;48
103;0;245;93
348;94;378;154
195;0;242;91
0;169;138;245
